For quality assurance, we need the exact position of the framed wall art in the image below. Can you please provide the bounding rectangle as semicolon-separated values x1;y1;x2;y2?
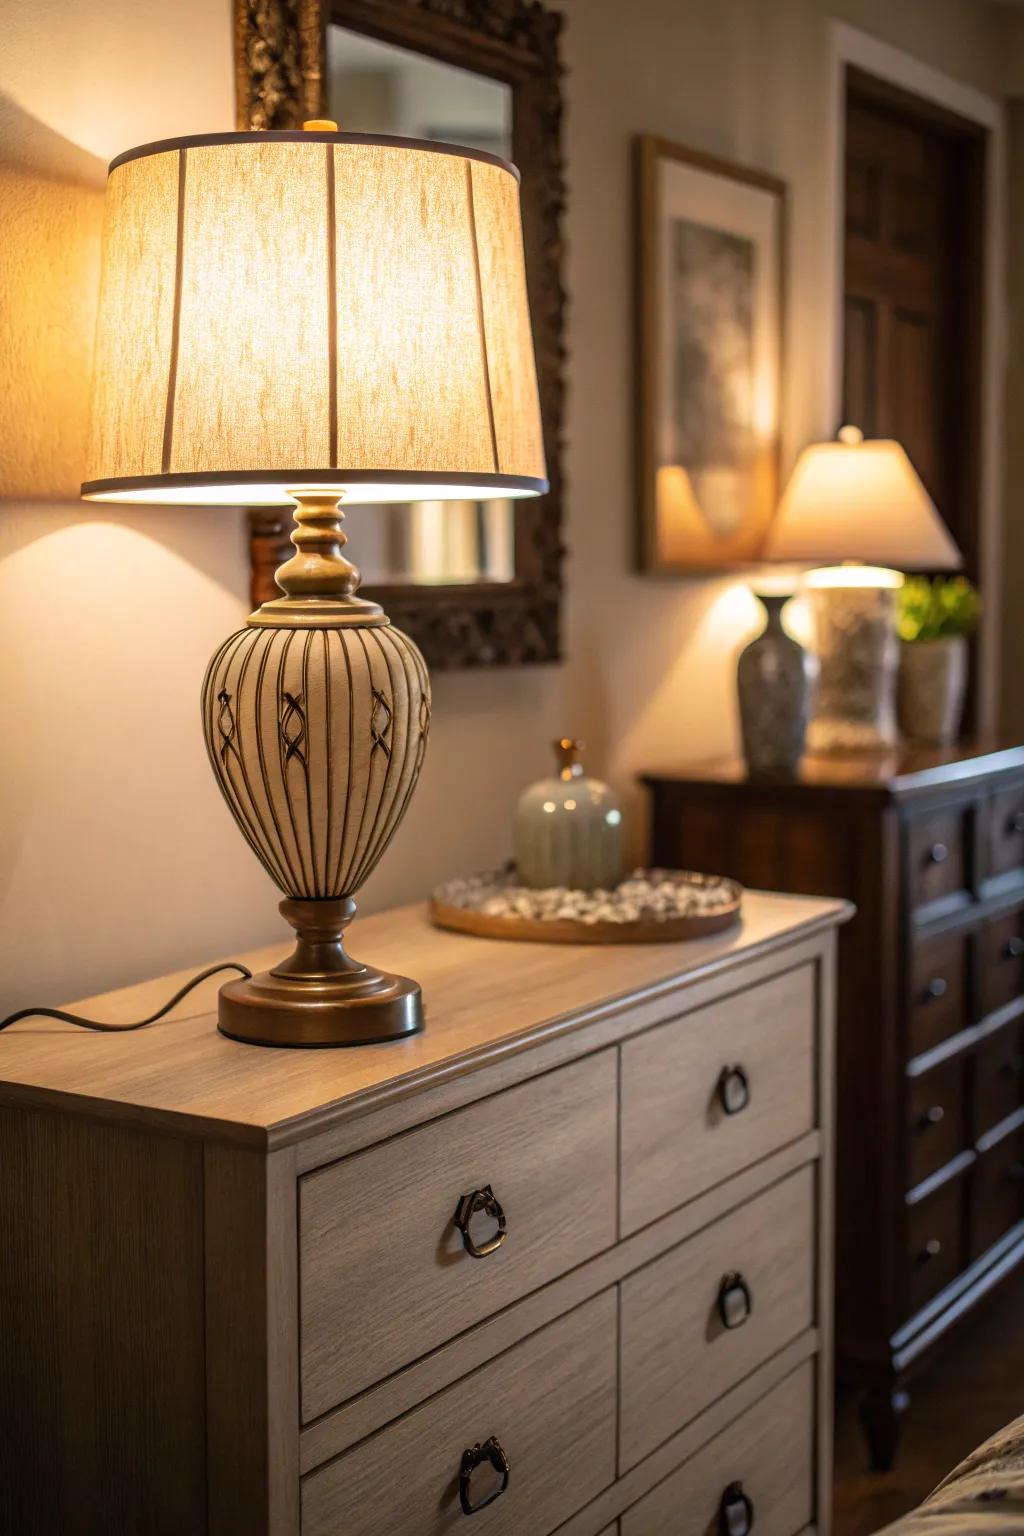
636;135;785;572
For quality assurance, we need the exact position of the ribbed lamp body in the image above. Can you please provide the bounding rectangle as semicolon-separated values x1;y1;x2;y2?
202;620;429;902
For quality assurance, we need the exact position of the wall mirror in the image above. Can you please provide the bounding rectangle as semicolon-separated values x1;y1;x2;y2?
235;0;565;668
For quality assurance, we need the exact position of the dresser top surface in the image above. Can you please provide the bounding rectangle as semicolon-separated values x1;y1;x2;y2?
641;742;1024;798
0;892;846;1146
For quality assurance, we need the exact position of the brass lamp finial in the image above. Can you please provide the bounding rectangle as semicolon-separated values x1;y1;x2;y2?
554;738;583;780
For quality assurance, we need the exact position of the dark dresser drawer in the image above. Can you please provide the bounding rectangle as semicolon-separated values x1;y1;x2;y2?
908;933;969;1058
977;910;1024;1021
907;1059;966;1191
907;807;971;914
982;785;1024;883
971;1123;1024;1259
906;1174;965;1317
974;1022;1024;1138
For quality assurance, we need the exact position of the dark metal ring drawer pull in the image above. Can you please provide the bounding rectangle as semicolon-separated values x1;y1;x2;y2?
454;1185;507;1259
1009;812;1024;835
923;977;948;1002
927;842;950;865
917;1238;942;1263
1006;936;1024;960
459;1436;510;1515
719;1480;754;1536
919;1104;945;1130
717;1065;750;1115
717;1271;753;1329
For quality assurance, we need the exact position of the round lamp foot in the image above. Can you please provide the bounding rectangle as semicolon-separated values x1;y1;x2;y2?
216;896;424;1047
217;966;423;1048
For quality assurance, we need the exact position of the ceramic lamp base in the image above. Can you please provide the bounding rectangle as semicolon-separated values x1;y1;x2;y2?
806;582;899;754
217;897;423;1048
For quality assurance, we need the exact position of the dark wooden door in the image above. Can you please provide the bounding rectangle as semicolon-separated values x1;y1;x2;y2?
842;69;985;578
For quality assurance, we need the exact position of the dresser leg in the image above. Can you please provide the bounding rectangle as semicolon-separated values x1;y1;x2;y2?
859;1386;910;1471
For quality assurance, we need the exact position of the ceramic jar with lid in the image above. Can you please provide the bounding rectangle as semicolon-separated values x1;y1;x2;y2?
514;739;623;890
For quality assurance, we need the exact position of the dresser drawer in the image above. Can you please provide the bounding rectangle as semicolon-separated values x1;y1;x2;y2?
977;910;1024;1020
906;1174;965;1317
974;1022;1024;1139
982;785;1024;882
620;966;815;1236
301;1291;617;1536
299;1052;617;1419
620;1361;814;1536
619;1166;814;1471
971;1123;1024;1258
907;806;970;913
907;1059;966;1191
908;932;968;1059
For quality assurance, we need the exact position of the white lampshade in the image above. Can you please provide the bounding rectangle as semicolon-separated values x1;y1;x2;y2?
762;435;961;571
82;130;546;506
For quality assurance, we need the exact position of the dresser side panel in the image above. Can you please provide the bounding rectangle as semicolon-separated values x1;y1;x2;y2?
0;1105;207;1535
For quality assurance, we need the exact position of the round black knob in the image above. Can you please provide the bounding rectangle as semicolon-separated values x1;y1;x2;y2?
917;1237;942;1263
928;842;949;865
1009;811;1024;835
719;1480;754;1536
454;1185;507;1259
924;976;948;1002
918;1104;945;1130
717;1065;750;1116
459;1436;510;1515
1006;936;1024;960
717;1272;753;1329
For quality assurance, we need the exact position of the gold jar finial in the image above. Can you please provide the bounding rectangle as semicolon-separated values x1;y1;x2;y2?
554;738;583;780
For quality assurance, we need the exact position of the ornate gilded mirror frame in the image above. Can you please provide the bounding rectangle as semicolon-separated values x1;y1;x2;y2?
234;0;566;668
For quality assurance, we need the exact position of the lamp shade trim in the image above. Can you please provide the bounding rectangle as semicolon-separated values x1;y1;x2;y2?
107;130;521;182
162;148;187;475
80;469;549;505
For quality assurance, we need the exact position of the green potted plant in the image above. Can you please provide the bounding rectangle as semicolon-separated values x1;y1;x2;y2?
897;576;979;746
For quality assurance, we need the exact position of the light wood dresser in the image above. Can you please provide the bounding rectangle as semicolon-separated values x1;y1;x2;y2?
0;891;847;1536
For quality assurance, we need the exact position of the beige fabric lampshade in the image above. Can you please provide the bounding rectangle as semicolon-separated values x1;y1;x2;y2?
762;436;961;570
81;131;546;505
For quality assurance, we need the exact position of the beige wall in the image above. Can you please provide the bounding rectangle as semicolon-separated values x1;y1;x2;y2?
0;0;1006;1010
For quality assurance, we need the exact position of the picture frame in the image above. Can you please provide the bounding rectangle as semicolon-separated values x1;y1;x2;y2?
635;135;786;573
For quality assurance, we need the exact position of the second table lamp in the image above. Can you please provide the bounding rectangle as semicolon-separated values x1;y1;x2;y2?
763;427;960;753
82;124;547;1046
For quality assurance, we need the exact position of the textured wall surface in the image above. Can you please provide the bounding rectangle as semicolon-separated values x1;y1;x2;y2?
0;0;1007;1011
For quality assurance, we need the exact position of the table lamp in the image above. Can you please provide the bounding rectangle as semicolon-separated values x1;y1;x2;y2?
81;125;546;1047
762;427;960;753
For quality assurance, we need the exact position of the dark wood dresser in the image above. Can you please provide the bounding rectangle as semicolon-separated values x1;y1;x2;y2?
644;744;1024;1470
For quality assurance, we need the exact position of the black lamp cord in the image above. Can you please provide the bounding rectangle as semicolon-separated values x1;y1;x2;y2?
0;961;252;1034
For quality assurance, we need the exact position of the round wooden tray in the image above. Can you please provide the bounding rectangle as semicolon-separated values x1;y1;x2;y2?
428;869;743;945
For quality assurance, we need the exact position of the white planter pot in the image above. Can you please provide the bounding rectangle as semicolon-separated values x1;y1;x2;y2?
899;636;968;746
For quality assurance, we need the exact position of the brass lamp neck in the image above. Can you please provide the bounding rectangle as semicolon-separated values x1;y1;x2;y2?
276;489;359;598
249;488;387;630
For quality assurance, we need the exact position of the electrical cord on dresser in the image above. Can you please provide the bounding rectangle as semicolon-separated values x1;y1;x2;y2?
0;961;252;1033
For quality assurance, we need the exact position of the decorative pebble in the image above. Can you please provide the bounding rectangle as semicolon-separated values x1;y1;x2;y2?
432;867;740;927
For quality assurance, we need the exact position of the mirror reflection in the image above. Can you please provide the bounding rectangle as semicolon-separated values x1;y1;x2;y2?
327;25;516;586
